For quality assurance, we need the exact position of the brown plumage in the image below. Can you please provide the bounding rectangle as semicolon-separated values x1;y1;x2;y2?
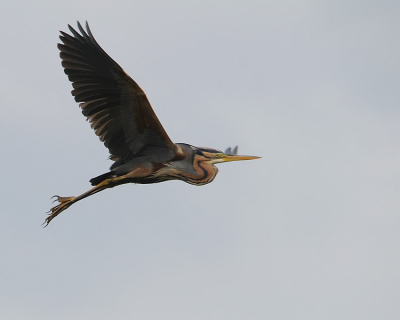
45;22;260;226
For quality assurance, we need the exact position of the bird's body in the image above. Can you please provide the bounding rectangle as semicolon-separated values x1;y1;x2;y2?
45;22;259;226
90;143;221;186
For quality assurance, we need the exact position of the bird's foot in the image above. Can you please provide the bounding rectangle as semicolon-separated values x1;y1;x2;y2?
43;196;76;227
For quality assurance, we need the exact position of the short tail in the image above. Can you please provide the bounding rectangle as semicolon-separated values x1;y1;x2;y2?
44;179;112;227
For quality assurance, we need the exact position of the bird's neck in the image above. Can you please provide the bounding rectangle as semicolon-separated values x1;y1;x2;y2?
184;159;219;186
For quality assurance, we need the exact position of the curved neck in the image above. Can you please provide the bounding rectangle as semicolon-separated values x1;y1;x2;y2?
184;158;219;186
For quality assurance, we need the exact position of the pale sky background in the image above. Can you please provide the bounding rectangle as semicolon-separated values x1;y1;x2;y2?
1;1;399;319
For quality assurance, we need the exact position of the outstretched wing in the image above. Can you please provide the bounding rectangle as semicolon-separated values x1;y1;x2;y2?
58;21;177;162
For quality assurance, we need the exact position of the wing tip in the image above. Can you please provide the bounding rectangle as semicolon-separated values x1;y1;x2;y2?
224;145;238;154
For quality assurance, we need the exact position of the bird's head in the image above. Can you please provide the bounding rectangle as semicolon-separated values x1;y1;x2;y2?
172;144;260;186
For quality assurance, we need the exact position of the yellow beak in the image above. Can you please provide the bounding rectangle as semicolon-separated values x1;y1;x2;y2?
221;154;261;162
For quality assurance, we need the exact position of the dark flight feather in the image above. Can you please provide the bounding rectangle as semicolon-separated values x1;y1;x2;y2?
58;21;177;165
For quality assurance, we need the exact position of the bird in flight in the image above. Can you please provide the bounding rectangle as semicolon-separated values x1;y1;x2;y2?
45;22;260;226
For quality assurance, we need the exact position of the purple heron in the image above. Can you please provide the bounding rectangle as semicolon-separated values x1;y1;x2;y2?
45;22;260;226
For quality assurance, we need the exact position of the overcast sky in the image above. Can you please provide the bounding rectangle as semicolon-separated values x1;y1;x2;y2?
1;1;399;319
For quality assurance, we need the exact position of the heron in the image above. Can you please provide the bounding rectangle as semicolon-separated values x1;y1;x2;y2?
45;22;260;226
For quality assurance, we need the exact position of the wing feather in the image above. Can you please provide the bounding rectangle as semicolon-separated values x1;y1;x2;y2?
58;21;177;163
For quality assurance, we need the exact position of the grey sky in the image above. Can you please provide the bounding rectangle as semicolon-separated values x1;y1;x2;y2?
1;1;399;319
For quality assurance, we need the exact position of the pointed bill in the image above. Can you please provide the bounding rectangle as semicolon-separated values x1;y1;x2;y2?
221;154;261;162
